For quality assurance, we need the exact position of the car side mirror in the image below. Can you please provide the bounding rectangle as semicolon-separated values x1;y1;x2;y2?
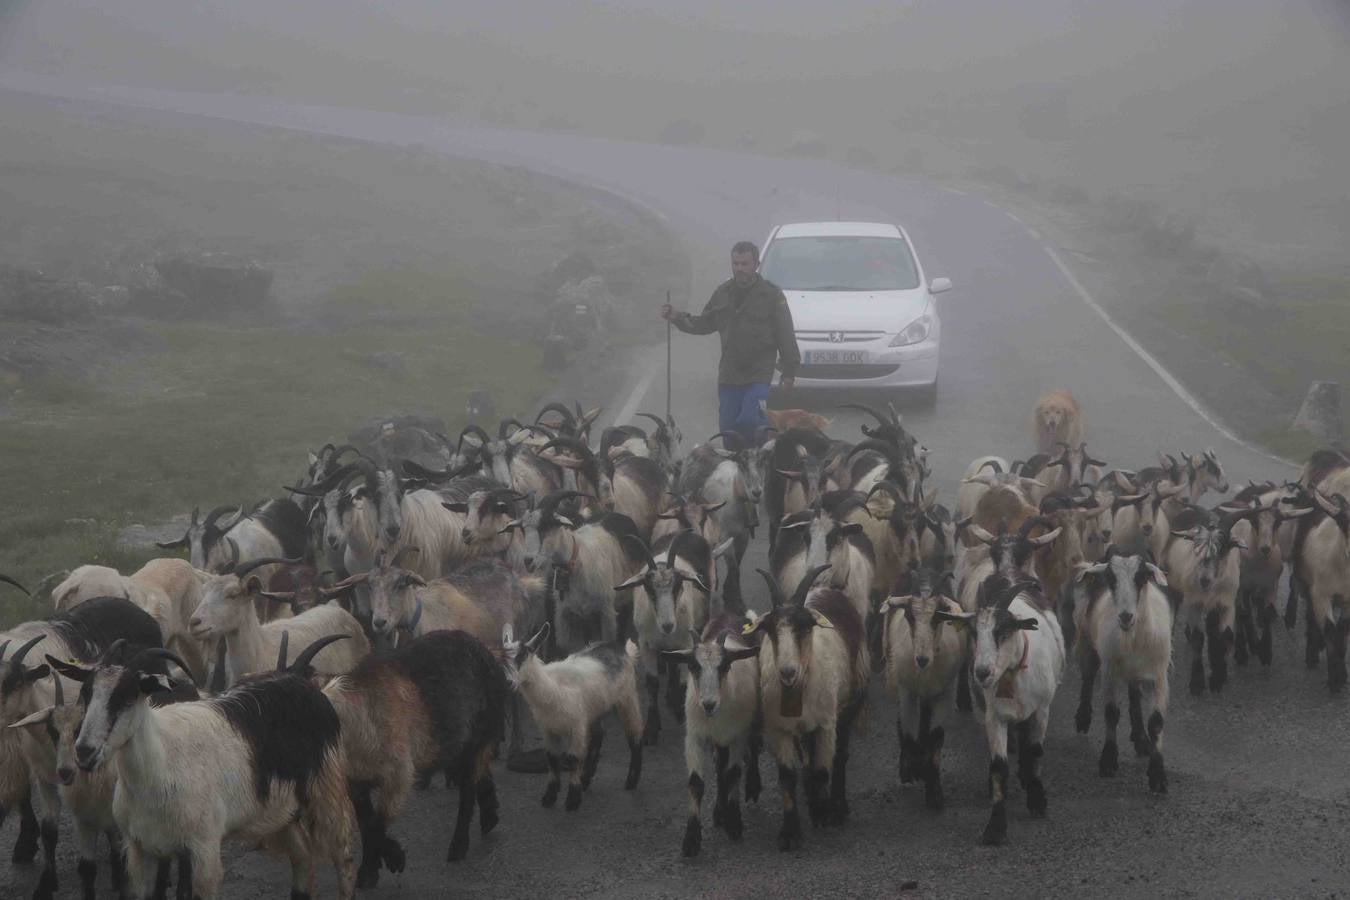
929;276;953;295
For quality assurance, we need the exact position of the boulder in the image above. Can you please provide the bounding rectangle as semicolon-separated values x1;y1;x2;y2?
138;254;273;318
1293;381;1343;445
347;414;451;469
0;265;96;324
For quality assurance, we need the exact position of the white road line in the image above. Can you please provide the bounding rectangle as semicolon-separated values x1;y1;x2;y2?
1042;244;1295;469
1027;227;1042;240
1006;211;1025;225
940;186;968;196
613;353;663;426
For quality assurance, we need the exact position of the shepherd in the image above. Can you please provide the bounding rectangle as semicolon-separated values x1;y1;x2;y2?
661;240;800;445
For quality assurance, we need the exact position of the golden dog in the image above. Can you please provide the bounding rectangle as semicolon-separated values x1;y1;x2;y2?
1033;389;1082;455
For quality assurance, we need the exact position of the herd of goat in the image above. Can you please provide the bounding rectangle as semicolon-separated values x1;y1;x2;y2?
3;392;1348;898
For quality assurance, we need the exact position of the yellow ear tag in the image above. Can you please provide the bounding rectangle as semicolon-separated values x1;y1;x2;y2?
810;609;834;629
741;621;757;635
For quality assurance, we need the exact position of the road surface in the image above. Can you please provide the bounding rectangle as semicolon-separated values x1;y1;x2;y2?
3;76;1345;900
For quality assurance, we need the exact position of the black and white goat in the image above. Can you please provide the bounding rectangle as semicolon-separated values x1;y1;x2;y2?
1070;552;1173;793
764;427;834;553
662;613;762;857
773;491;877;629
956;575;1066;846
458;421;563;497
676;438;763;611
1163;511;1245;694
503;623;644;812
614;531;719;745
57;637;356;900
157;499;309;575
748;566;869;851
322;629;506;886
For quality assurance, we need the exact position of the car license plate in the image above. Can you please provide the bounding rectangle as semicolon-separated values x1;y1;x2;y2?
804;349;869;365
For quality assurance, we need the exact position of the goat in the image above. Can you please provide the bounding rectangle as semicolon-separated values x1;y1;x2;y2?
748;566;869;851
459;421;563;496
1110;481;1186;561
881;567;966;810
157;498;309;576
677;438;762;612
955;575;1066;846
445;487;528;566
0;599;166;899
1298;491;1350;691
1223;486;1296;667
0;574;40;866
505;490;646;653
1040;442;1106;494
290;443;360;512
503;623;643;812
322;629;506;887
609;453;667;542
10;656;196;900
56;638;356;900
189;557;370;687
51;558;209;686
535;401;603;446
1071;552;1173;793
1035;488;1105;613
614;531;721;745
1164;512;1245;694
764;427;834;553
662;614;762;857
773;490;877;629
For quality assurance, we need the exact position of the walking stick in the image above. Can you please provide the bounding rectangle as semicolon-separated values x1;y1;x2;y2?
665;289;673;423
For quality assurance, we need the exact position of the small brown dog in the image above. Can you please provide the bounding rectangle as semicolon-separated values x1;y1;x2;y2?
765;408;832;432
1032;389;1083;455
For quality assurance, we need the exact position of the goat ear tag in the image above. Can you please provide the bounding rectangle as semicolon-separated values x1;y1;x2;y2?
809;609;835;629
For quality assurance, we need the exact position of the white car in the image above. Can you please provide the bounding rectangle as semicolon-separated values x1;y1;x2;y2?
759;221;951;403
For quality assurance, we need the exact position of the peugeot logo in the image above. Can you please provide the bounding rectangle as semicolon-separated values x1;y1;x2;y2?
829;331;844;343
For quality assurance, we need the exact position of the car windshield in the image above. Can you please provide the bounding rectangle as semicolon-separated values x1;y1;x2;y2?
759;235;920;291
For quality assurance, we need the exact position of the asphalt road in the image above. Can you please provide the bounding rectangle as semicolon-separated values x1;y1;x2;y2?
3;77;1347;900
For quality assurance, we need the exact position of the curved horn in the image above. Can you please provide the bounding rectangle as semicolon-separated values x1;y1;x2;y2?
8;634;44;668
706;431;744;450
99;638;129;666
51;670;64;707
126;647;196;682
0;573;31;596
755;568;786;609
837;402;896;429
636;413;668;434
621;535;657;570
276;631;290;671
318;571;369;596
458;424;492;447
234;556;304;579
288;634;351;675
790;564;832;607
977;459;1005;474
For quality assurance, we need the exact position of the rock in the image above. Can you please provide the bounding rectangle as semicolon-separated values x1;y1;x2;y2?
136;253;273;318
1293;381;1343;445
117;514;192;552
0;265;97;324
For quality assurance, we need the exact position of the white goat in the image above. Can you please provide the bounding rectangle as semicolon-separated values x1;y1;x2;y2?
188;559;369;687
503;624;644;812
1163;515;1244;695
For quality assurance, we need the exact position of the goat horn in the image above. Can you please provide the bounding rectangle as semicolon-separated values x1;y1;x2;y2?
0;573;31;596
706;431;744;450
234;556;303;579
321;572;369;595
276;631;290;671
288;634;350;675
126;647;195;682
52;670;64;707
99;638;129;666
9;635;43;668
837;402;895;429
755;568;785;609
636;413;667;432
790;564;832;607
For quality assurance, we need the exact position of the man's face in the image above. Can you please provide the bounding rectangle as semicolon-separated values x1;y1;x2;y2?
731;251;758;286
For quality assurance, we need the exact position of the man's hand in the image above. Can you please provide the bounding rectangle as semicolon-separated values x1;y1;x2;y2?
660;304;678;322
780;375;795;391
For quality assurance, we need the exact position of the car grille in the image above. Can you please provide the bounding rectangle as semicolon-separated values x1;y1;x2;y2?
798;364;900;380
796;331;886;344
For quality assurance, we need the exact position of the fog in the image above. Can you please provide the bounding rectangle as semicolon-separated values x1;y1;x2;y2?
1;1;1346;263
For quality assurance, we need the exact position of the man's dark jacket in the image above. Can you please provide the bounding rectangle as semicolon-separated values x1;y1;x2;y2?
673;276;800;385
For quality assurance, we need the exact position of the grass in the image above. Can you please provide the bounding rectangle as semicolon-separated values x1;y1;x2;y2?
0;270;546;627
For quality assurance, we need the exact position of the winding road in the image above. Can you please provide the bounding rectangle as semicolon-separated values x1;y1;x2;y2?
3;74;1346;899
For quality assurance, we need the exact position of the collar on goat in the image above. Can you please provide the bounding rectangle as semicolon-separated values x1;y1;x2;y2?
995;632;1031;699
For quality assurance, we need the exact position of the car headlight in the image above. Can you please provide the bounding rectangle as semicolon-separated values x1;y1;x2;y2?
889;314;931;347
